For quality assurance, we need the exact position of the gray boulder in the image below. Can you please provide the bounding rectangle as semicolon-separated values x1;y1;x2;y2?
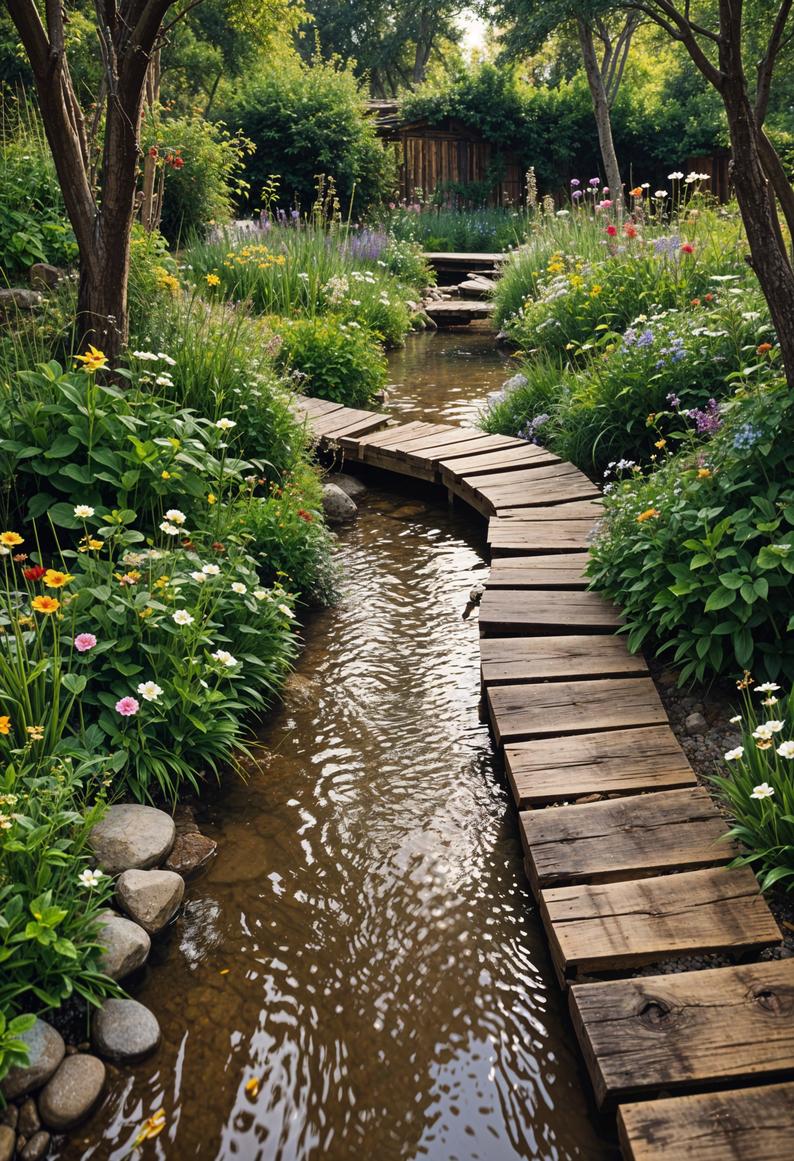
322;482;357;523
332;473;367;500
91;999;160;1063
29;263;65;290
686;711;708;736
90;804;175;875
165;831;217;878
116;868;185;934
0;288;41;315
97;911;151;979
38;1054;106;1130
0;1019;64;1101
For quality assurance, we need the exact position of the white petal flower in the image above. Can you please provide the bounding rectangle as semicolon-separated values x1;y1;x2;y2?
277;603;294;619
253;589;269;601
231;582;247;594
155;375;173;386
190;571;206;583
777;740;794;758
172;609;194;626
165;509;186;525
159;521;180;536
667;171;684;180
754;682;781;693
750;782;775;800
157;352;176;365
211;649;237;667
137;680;164;702
729;715;742;724
724;747;744;761
132;350;159;361
215;417;236;431
202;563;220;576
74;504;95;518
78;868;105;888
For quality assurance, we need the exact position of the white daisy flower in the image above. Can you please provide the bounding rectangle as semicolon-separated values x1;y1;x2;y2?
202;563;221;576
137;680;164;702
231;582;247;594
215;418;236;431
172;609;194;626
750;782;775;800
74;504;95;518
78;868;105;888
724;747;744;761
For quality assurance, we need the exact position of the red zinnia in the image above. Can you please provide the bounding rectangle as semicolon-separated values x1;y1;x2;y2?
297;509;314;523
624;223;637;239
23;566;46;581
212;541;226;554
680;242;694;254
605;224;618;237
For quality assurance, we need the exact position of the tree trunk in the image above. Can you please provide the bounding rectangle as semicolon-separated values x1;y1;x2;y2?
577;18;623;204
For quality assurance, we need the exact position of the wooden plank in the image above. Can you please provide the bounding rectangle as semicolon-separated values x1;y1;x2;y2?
424;300;494;324
318;412;388;440
306;407;384;438
462;462;594;492
489;516;598;554
349;421;449;449
480;635;647;686
440;445;562;483
485;484;602;515
296;398;346;421
505;726;696;808
618;1083;794;1161
486;553;590;590
571;960;792;1107
521;787;735;890
478;589;622;635
487;677;666;745
544;866;781;986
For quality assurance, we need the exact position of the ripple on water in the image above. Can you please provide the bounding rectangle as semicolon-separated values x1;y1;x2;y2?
56;350;611;1161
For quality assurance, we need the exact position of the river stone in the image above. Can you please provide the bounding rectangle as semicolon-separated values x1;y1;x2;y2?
29;262;64;290
17;1100;39;1138
97;911;151;979
90;804;175;875
0;1106;17;1129
0;1019;65;1101
38;1054;106;1130
686;711;708;736
0;288;41;314
91;999;160;1062
116;868;184;933
0;1126;14;1161
332;473;367;500
164;831;217;878
322;482;357;523
20;1131;50;1161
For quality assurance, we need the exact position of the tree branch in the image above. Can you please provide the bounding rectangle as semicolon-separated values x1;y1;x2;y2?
5;0;50;73
756;0;793;125
625;1;724;89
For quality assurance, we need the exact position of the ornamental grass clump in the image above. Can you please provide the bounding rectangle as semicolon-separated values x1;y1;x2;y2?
712;680;794;893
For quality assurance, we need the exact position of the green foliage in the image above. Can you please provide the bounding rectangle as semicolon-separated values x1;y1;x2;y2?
141;114;254;243
0;1011;37;1089
712;684;794;893
274;315;388;406
588;382;794;684
380;204;529;251
218;55;393;216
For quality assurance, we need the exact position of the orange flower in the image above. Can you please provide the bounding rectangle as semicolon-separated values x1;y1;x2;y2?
757;342;773;354
43;568;74;588
697;467;712;478
0;531;24;547
637;508;660;523
0;715;10;736
629;186;644;197
31;595;60;615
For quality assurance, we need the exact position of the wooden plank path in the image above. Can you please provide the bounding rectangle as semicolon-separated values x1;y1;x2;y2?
292;389;789;1158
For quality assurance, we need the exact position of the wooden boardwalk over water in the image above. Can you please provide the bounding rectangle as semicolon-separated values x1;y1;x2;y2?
291;392;793;1160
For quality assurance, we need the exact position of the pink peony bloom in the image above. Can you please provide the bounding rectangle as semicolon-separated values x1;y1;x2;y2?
74;632;97;653
115;696;140;717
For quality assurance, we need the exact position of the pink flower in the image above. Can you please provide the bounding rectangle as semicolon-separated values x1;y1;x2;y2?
115;696;140;717
74;632;97;653
605;224;618;237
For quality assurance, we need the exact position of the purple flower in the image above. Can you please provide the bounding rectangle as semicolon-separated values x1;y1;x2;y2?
666;393;681;409
686;398;722;436
637;329;654;347
572;190;583;200
570;178;580;187
518;413;551;445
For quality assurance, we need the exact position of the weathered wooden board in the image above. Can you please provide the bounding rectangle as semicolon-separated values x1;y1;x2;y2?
521;787;734;890
478;589;623;635
543;866;781;985
354;421;452;449
618;1082;794;1161
318;412;388;440
463;461;594;492
487;677;666;745
295;398;345;420
504;726;696;808
424;299;494;324
571;959;792;1106
480;635;647;686
423;251;508;269
306;407;385;439
489;516;599;554
440;445;562;483
432;433;527;463
486;553;591;590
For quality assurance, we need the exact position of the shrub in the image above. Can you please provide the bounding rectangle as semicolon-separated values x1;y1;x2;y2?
588;380;794;684
274;315;387;407
219;56;393;216
712;683;794;893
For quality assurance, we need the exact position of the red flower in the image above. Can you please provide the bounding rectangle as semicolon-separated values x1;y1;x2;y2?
704;293;714;302
623;223;637;239
181;539;195;550
211;541;226;554
680;242;694;254
691;298;701;306
605;224;618;237
297;509;314;523
148;146;158;158
23;566;46;581
171;156;184;170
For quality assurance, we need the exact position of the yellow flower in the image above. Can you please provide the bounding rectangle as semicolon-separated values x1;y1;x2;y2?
43;568;74;588
31;595;60;614
646;413;656;425
78;538;104;552
0;716;10;735
0;531;24;547
244;1078;261;1098
697;467;712;478
205;273;221;287
139;607;154;619
636;508;660;523
207;493;217;505
26;725;45;742
154;575;170;590
161;470;171;480
654;439;667;449
134;1108;167;1145
756;739;773;750
589;284;603;298
74;345;108;374
17;616;34;628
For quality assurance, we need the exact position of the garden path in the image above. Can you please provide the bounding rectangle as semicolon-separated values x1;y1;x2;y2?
293;391;794;1161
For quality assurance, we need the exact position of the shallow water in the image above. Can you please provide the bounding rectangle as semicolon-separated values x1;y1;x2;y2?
57;332;611;1161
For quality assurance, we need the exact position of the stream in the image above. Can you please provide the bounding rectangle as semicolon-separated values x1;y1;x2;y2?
57;328;612;1161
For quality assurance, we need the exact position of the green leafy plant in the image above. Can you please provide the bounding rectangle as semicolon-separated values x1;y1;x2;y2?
274;315;388;407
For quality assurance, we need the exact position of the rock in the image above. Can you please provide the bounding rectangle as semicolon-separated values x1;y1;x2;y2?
164;831;217;879
389;503;426;519
0;1107;17;1129
90;804;175;875
469;583;485;603
20;1131;50;1161
321;483;357;523
0;1126;14;1161
16;1101;39;1138
116;868;184;934
685;711;708;736
97;912;151;979
29;263;64;290
0;288;41;315
174;805;200;835
38;1055;106;1130
92;1000;160;1063
0;1019;65;1101
332;473;367;500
